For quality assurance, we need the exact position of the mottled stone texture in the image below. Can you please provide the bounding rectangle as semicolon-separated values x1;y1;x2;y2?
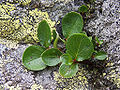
0;0;120;90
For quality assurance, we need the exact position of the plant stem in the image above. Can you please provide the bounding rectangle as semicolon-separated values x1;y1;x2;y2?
53;32;66;48
53;32;59;48
59;36;66;43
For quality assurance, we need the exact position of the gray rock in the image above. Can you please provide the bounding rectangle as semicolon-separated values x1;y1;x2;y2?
0;0;120;89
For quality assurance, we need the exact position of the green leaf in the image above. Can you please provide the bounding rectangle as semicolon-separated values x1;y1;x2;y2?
81;31;87;35
66;33;94;61
37;20;51;48
95;51;107;60
95;37;99;43
95;36;103;45
22;45;46;71
78;5;89;13
60;54;73;65
59;63;78;78
62;12;83;38
88;36;92;41
99;40;103;45
42;48;63;66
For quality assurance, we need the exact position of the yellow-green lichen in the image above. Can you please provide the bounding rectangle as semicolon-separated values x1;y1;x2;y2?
54;67;89;90
31;84;44;90
58;0;73;3
0;84;21;90
106;68;120;88
104;59;120;88
0;2;55;48
0;38;19;49
6;0;31;6
0;83;44;90
20;0;31;6
106;62;114;67
0;2;16;15
0;58;14;67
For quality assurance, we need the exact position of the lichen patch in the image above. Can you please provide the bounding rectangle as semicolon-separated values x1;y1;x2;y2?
0;2;55;44
54;66;89;89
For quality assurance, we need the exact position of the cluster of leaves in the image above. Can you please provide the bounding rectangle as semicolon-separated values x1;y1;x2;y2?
22;11;107;78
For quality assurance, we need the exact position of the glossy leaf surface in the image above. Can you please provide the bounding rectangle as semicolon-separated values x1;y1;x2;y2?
42;48;62;66
62;12;83;38
59;63;78;78
37;20;51;48
66;33;94;61
60;54;73;65
95;51;107;60
22;45;46;71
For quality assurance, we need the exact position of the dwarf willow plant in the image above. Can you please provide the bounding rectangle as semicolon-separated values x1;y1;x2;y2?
22;12;107;78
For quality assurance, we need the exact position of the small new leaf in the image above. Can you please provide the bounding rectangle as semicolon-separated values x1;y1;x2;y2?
66;33;94;61
37;20;51;48
95;37;103;45
59;63;78;78
22;45;46;71
42;48;62;66
78;5;89;13
60;54;73;65
95;51;107;60
99;40;104;45
62;12;83;38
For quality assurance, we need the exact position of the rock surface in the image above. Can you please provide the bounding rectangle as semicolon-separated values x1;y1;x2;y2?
0;0;120;89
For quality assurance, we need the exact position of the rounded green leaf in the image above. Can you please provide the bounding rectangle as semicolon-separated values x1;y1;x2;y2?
59;63;78;78
95;51;107;60
62;12;83;38
22;45;46;71
78;5;89;13
66;33;94;61
60;54;73;65
37;20;51;48
42;48;62;66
